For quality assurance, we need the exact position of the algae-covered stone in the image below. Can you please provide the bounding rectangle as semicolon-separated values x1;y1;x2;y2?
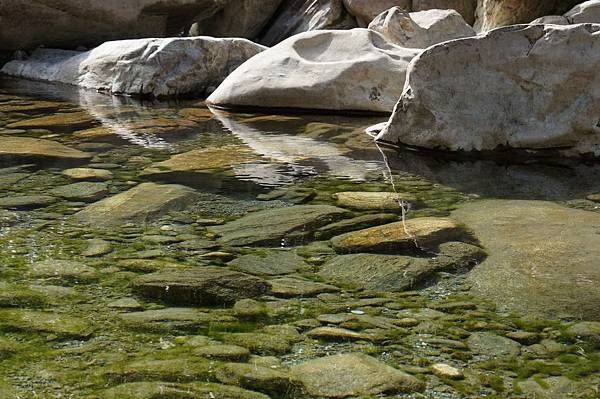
194;345;251;362
215;362;291;396
290;353;424;397
74;183;199;227
331;217;468;254
332;191;416;211
565;322;600;347
315;213;398;240
431;363;464;380
210;205;350;247
221;333;292;356
30;259;98;284
269;277;339;298
467;332;521;358
133;267;271;306
228;250;308;276
119;308;235;333
0;309;93;338
306;326;373;342
49;181;109;202
81;238;112;257
95;381;270;399
233;299;268;319
0;195;57;210
62;167;113;181
6;111;95;131
104;358;215;383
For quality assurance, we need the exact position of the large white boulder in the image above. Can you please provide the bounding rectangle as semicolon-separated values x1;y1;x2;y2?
369;7;475;48
260;0;357;46
376;24;600;157
342;0;412;24
565;0;600;24
1;37;265;98
208;29;420;113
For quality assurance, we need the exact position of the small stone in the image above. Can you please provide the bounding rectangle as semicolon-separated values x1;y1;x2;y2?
306;327;373;342
194;345;251;362
431;363;464;380
215;362;290;396
233;299;268;319
332;191;416;211
228;250;307;276
269;277;339;298
62;167;113;181
565;322;600;347
468;332;521;358
81;239;113;257
394;318;420;327
107;298;142;310
506;331;541;345
221;333;292;356
50;182;109;202
586;193;600;202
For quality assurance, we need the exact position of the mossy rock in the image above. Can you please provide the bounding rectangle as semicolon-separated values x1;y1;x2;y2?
221;333;292;356
93;381;270;399
0;309;93;338
103;358;217;384
215;362;291;396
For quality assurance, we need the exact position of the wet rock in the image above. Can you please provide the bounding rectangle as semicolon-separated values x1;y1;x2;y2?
260;0;357;45
506;331;541;345
565;0;600;23
306;326;373;341
208;29;420;113
0;195;57;210
49;182;109;202
454;200;600;320
62;167;113;181
517;376;581;399
233;299;268;319
331;217;468;254
468;332;521;358
74;183;199;227
431;363;464;379
30;259;98;284
343;0;412;24
215;362;291;396
228;250;308;276
221;333;292;356
194;345;251;362
95;381;270;399
82;238;113;257
332;191;415;211
5;111;96;131
210;205;349;247
565;322;600;347
0;136;92;165
269;277;340;298
377;24;600;157
119;308;236;333
369;8;475;48
104;358;214;383
0;282;84;307
107;298;142;310
316;213;398;240
290;353;424;397
0;309;92;338
133;267;271;306
2;38;266;98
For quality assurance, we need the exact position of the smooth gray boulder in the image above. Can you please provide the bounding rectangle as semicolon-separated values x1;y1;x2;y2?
376;24;600;157
260;0;357;46
564;0;600;23
453;199;600;321
208;28;420;113
369;7;475;48
342;0;412;24
2;37;265;98
414;0;477;25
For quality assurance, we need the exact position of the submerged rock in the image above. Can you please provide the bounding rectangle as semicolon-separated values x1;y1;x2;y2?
369;8;475;48
269;276;340;298
0;309;92;338
0;195;57;210
30;259;98;284
210;205;349;247
208;29;420;113
453;199;600;320
467;332;522;358
290;353;424;397
332;191;415;210
228;251;308;276
73;182;199;227
565;322;600;347
215;362;290;396
119;308;235;333
62;167;113;181
49;182;109;202
0;136;92;165
5;111;96;131
133;267;271;305
330;217;468;253
316;213;398;240
2;37;265;98
94;381;270;399
376;24;600;157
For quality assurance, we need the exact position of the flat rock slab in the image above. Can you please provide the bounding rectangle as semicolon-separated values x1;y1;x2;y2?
331;217;468;254
315;213;398;240
453;199;600;320
290;353;424;397
30;259;98;283
0;195;57;210
133;267;271;306
0;136;92;165
6;111;96;131
468;332;521;358
73;182;199;227
0;309;93;338
332;191;416;211
49;182;109;202
210;205;350;247
96;382;270;399
119;308;236;333
62;167;113;181
269;277;339;298
228;251;308;276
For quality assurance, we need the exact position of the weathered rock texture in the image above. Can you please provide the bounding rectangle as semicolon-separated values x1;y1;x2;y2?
260;0;357;46
0;0;229;51
1;37;265;98
474;0;583;32
208;29;420;113
369;8;475;48
413;0;478;25
453;200;600;321
343;0;412;24
564;0;600;23
376;24;600;157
